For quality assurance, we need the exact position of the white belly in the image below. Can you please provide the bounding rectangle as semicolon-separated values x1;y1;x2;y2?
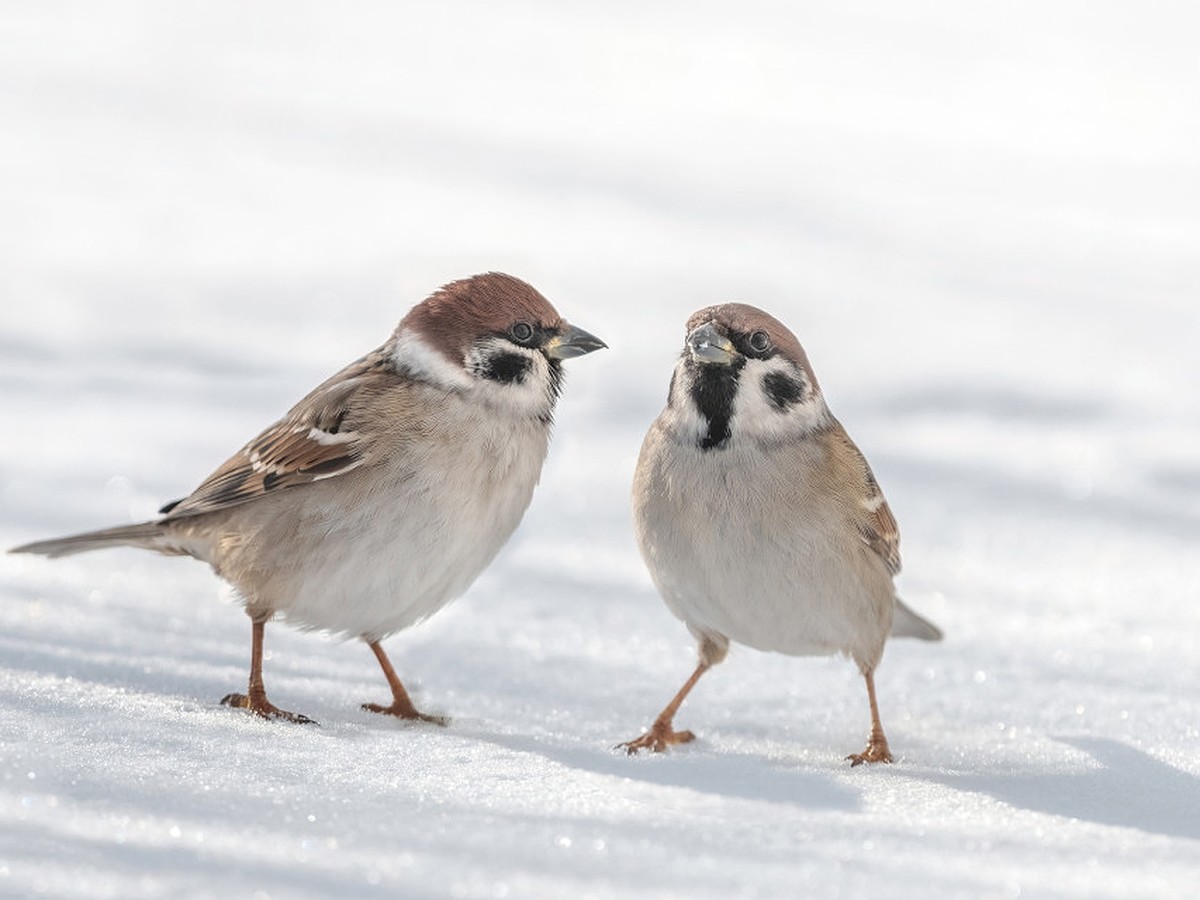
213;411;549;641
633;426;893;668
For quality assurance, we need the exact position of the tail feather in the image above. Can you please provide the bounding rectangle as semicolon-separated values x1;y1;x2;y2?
891;597;943;641
10;522;167;559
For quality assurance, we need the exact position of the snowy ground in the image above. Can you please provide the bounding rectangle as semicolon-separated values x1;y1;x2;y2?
3;2;1200;897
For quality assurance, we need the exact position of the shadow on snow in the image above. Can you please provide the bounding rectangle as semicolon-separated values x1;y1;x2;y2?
921;736;1200;840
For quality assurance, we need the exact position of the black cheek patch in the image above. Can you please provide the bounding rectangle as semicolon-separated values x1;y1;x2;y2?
762;371;807;412
481;352;532;384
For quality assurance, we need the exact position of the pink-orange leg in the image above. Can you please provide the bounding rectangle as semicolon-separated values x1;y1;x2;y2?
361;640;448;725
221;619;316;724
617;660;711;754
846;669;893;766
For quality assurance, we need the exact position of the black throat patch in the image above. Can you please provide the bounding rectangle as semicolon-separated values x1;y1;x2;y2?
688;359;743;450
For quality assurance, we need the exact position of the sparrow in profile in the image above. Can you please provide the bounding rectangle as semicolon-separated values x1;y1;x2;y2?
618;303;940;764
11;272;605;724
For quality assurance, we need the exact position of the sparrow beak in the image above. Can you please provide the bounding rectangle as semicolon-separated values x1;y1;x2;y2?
544;324;608;360
687;322;738;365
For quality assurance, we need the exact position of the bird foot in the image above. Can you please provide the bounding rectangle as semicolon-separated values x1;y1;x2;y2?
220;692;317;725
616;720;696;755
361;702;450;726
846;736;893;766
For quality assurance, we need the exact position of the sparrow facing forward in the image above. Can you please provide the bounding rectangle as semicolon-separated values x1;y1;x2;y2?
11;272;605;724
618;303;940;764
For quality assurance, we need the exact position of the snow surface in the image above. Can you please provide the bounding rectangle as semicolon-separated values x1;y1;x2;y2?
3;2;1200;897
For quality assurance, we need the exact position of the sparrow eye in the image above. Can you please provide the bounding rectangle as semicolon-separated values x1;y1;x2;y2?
749;330;771;353
510;322;535;344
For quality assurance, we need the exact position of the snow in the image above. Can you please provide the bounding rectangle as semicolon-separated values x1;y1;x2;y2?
3;1;1200;897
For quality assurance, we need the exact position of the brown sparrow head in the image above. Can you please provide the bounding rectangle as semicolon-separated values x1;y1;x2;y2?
619;302;940;763
390;273;605;419
11;272;606;725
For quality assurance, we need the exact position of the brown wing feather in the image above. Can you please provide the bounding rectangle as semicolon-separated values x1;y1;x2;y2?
163;350;397;519
826;424;902;576
860;478;902;576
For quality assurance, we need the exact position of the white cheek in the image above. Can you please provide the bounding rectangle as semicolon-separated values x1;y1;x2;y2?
660;359;711;444
733;358;829;441
462;338;506;378
467;340;558;419
391;328;473;390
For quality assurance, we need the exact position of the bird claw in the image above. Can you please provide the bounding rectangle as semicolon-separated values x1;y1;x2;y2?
616;722;696;755
220;692;317;725
361;702;450;726
846;738;893;766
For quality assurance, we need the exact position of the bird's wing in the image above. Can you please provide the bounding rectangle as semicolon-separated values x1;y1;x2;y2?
161;350;403;519
826;425;902;576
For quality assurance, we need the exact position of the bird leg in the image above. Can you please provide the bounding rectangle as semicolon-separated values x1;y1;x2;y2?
361;640;448;725
617;660;712;754
221;619;316;724
846;669;893;765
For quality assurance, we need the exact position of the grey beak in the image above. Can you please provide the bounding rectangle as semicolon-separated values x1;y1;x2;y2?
545;324;608;360
687;322;738;365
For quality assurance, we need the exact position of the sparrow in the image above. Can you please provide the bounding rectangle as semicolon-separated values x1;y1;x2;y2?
618;303;940;764
11;272;606;725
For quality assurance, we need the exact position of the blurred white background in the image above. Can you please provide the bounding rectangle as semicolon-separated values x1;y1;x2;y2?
2;3;1199;898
